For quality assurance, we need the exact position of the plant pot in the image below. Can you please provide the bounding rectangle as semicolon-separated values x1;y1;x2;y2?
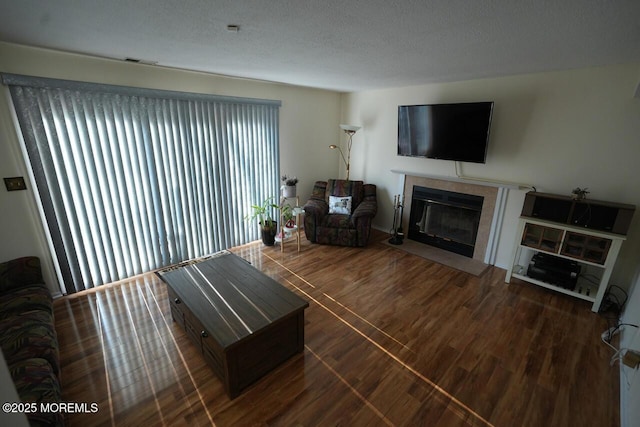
283;185;297;198
260;222;278;246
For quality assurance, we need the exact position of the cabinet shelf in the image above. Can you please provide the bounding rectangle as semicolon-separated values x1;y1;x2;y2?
521;223;564;252
506;216;627;312
275;225;298;243
511;269;598;303
517;243;610;269
560;231;611;264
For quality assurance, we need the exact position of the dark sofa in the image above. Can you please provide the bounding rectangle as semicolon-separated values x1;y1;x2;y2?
303;179;377;247
0;257;63;426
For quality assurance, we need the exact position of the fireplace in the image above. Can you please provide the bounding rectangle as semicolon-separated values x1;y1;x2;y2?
394;172;505;266
408;186;484;258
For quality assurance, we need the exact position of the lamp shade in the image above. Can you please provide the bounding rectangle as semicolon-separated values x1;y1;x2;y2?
339;124;361;133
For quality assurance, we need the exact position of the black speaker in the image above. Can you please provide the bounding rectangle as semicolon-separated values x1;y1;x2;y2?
530;196;572;223
521;192;635;235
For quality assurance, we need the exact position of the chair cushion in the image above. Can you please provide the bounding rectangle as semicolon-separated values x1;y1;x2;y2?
329;196;352;214
322;214;353;228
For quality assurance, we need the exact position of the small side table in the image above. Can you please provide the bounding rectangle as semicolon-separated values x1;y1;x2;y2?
276;196;304;253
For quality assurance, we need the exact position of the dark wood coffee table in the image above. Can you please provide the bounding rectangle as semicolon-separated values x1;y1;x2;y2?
156;251;308;398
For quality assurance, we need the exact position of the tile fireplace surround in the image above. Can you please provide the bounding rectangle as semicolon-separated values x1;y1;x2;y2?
394;171;509;265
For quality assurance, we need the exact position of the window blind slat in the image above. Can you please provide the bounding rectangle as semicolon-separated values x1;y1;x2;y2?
6;75;280;292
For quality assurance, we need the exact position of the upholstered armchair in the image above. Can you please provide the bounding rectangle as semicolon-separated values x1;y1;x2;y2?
303;179;377;247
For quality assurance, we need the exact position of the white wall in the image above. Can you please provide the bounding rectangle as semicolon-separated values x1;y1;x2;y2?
620;270;640;427
0;86;57;289
341;63;640;288
0;42;341;294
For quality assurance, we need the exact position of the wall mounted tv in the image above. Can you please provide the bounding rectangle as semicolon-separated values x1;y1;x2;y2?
397;101;494;164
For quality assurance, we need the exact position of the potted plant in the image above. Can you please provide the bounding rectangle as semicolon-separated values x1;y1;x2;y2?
571;187;589;201
281;175;299;198
246;197;279;246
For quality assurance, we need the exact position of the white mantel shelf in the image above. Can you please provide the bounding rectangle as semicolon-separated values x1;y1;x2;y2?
390;169;530;191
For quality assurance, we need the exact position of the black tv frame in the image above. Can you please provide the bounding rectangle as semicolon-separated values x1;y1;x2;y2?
397;101;494;164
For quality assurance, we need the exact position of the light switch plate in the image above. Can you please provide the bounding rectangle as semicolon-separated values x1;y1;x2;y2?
4;177;27;191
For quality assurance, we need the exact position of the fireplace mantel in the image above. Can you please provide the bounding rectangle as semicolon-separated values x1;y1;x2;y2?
392;171;510;265
390;169;529;190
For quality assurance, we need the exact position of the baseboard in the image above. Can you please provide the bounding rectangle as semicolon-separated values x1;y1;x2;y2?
371;224;389;233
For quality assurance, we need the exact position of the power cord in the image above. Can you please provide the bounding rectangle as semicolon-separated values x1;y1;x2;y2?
602;322;639;344
601;322;639;373
599;285;629;316
601;318;640;389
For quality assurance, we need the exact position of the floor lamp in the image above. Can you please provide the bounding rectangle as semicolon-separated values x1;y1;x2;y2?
329;124;361;180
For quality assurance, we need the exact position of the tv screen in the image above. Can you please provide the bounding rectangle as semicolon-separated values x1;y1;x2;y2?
397;102;494;163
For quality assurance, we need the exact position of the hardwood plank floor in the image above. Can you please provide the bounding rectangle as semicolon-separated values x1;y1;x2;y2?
53;229;619;426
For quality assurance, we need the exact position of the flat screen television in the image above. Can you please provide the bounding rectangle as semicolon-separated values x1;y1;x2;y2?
397;101;494;163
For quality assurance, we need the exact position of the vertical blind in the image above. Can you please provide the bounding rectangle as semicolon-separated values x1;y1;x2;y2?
3;74;280;293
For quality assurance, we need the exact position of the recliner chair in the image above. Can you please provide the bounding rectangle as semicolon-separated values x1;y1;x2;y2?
303;179;377;247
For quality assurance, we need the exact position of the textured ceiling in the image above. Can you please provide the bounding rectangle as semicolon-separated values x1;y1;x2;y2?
1;0;639;92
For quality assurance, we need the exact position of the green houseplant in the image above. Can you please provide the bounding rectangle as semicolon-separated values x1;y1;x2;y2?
247;197;279;246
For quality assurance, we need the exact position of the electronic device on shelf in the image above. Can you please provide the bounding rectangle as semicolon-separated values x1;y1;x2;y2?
527;253;581;290
397;102;494;164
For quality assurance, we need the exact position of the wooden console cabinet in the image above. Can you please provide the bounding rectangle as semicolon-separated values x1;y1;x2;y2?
506;192;634;312
157;251;308;398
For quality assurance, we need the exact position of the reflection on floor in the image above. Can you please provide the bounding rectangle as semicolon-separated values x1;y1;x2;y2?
53;229;617;426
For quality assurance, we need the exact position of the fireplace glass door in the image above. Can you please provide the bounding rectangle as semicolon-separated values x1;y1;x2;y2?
408;186;484;258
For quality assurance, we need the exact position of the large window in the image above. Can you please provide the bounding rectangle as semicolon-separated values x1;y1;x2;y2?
3;74;280;293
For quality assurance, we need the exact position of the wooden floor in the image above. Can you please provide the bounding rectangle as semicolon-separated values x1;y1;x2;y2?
53;229;619;426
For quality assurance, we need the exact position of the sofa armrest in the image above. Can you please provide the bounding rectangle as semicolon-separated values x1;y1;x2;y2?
353;200;377;219
303;198;329;219
303;197;328;244
0;257;43;294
